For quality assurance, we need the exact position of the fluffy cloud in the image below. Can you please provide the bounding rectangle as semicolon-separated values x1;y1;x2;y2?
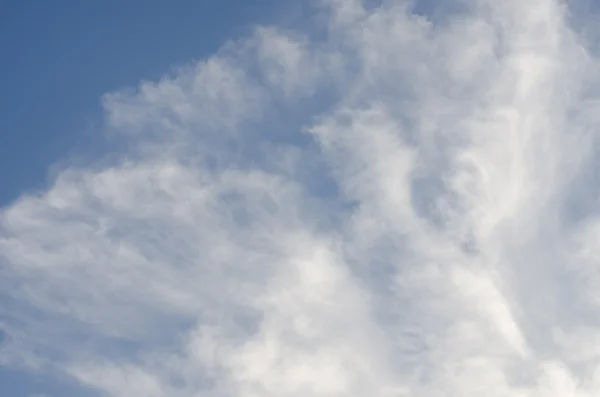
2;0;600;396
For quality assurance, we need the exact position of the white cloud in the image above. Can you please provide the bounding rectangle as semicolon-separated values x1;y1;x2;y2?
3;0;600;396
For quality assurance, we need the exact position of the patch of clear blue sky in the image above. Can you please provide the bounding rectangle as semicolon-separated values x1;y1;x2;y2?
0;0;299;208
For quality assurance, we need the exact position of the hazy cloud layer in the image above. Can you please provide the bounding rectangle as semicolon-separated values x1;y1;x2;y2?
3;0;600;396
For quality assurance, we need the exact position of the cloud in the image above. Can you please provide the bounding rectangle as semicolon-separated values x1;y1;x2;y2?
2;0;600;395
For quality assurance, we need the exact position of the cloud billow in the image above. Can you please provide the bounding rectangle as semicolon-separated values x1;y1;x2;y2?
2;0;600;396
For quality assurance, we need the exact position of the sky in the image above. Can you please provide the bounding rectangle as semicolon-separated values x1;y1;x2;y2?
0;0;286;206
3;0;600;396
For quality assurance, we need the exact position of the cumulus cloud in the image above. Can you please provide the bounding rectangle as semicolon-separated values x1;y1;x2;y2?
2;0;600;395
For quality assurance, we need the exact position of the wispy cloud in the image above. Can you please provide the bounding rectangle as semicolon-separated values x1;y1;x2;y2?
2;0;600;395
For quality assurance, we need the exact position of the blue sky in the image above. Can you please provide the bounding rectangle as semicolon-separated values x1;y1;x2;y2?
3;1;600;397
0;0;284;206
